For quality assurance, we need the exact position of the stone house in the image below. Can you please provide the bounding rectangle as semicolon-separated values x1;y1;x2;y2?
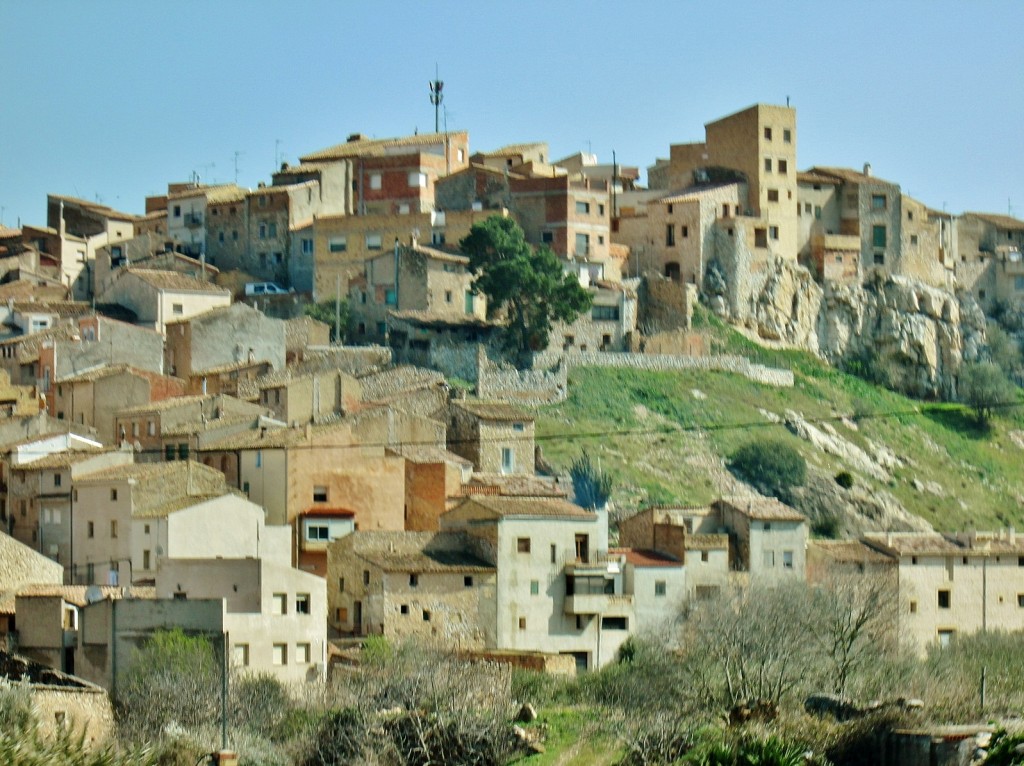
97;269;231;334
955;212;1024;310
164;302;287;378
327;530;496;647
712;497;807;581
348;242;485;344
554;279;638;352
165;184;248;260
6;449;133;569
183;358;274;398
440;496;629;670
69;460;241;585
862;529;1024;655
0;368;39;418
386;444;472;532
113;393;268;462
254;369;361;426
48;365;186;443
285;315;332;364
0;531;64;639
617;505;730;600
46;195;137;300
448;400;535;475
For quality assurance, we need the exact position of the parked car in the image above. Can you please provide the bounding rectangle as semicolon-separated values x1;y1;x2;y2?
245;282;291;296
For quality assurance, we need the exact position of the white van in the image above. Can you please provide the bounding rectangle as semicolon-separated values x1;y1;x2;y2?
244;282;290;296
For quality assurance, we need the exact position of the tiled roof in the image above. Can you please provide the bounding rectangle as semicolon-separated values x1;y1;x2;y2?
248;180;317;197
388;310;494;329
0;281;70;302
0;226;23;239
15;584;155;607
58;364;134;383
167;184;247;204
657;181;742;204
11;449;114;470
202;420;349;451
0;532;63;607
478;142;546;158
303;507;355;518
685;534;729;550
456;495;595;519
862;533;965;557
610;547;682;567
115;394;212;415
48;194;137;221
300;131;462;162
160;412;257;437
12;301;92;317
807;166;899;188
461;473;567;498
410;243;469;264
135;492;227;519
714;496;806;522
808;539;895;565
389;445;472;467
453;400;533;422
963;212;1024;231
127;269;229;294
349;531;493;573
0;324;80;363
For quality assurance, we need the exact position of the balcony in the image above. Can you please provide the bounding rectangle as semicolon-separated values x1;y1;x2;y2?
183;213;203;228
563;553;633;616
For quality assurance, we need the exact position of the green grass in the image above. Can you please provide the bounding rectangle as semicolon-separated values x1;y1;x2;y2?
512;707;624;766
536;317;1024;531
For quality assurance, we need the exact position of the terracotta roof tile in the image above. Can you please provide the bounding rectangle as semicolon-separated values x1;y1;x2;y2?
610;547;682;567
127;269;229;294
456;495;595;519
452;400;533;422
300;131;464;162
714;496;806;522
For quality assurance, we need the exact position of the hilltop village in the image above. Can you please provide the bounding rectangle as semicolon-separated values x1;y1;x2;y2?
1;103;1023;741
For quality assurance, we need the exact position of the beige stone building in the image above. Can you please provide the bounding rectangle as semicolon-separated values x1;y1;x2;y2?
327;530;496;647
0;530;64;638
254;369;362;426
955;212;1024;310
712;497;807;581
164;302;287;378
863;530;1024;655
97;269;231;334
448;400;535;475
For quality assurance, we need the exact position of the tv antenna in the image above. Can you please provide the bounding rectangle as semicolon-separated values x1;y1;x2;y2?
233;151;244;183
428;65;444;134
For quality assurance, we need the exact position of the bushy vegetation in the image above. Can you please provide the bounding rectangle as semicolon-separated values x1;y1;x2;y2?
569;449;614;509
728;439;807;503
959;360;1019;426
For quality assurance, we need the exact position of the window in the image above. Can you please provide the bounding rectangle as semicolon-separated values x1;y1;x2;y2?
541;231;553;244
273;593;287;615
592;305;620;321
764;127;772;140
384;288;397;306
782;550;794;569
233;644;249;666
517;537;531;554
400;604;409;615
722;203;730;217
551;544;557;564
598;204;605;215
295;593;311;614
575;232;590;255
601;616;628;630
518;617;526;630
767;189;779;202
272;644;287;665
232;229;238;241
409;574;419;587
937;630;955;648
764;158;772;172
464;575;474;587
173;205;181;217
259;223;267;239
763;550;775;568
654;580;666;596
365;233;382;250
369;173;382;190
1018;594;1024;608
814;205;822;219
307;524;329;541
172;303;184;316
701;550;709;563
147;421;155;436
301;238;313;255
178;443;189;460
131;422;139;438
783;128;792;143
575;201;590;214
363;570;370;585
938;590;951;609
1016;276;1024;291
87;521;94;538
874;252;885;265
54;473;61;488
329;237;347;252
313;486;328;503
408;171;427;188
530;580;539;595
769;226;779;240
681;225;688;237
165;444;176;461
338;577;345;593
218;231;224;243
910;601;918;614
501;447;514;474
445;290;452;303
871;194;887;210
777;159;788;174
754;228;768;248
513;422;525;432
666;224;675;247
296;643;311;664
872;225;887;248
422;609;431;622
109;520;118;538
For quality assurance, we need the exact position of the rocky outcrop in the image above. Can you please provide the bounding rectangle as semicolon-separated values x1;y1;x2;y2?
706;256;987;400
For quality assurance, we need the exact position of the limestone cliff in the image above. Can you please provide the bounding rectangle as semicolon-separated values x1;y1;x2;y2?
704;257;987;399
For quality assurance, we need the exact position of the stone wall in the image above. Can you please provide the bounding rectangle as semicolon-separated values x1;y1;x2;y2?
532;350;793;387
32;683;114;746
429;343;478;382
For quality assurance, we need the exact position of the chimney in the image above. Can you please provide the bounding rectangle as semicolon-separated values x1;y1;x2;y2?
1011;526;1017;545
886;532;893;548
863;162;872;177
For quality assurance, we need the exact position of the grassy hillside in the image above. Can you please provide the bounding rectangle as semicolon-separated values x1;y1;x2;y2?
536;314;1024;533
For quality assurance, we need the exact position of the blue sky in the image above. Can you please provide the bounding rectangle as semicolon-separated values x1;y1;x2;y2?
1;1;1022;227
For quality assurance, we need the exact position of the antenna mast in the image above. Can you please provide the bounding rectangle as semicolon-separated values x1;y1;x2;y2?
428;65;444;134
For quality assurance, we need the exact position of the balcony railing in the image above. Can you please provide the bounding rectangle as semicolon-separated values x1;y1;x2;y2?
183;213;203;228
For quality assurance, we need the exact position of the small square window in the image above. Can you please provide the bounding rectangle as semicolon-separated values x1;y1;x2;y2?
517;537;531;553
654;580;666;596
777;159;788;174
530;580;539;595
422;609;431;622
296;643;311;664
938;590;951;609
273;593;287;615
783;128;792;143
764;158;772;173
313;486;328;503
764;127;772;140
295;593;311;614
111;488;118;501
363;570;370;585
272;643;287;666
910;601;918;614
464;575;473;587
701;550;709;563
409;574;419;587
518;617;526;630
767;189;779;202
401;604;409;615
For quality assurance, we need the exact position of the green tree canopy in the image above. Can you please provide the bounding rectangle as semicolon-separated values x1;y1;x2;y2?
728;438;806;504
460;216;592;367
959;360;1018;425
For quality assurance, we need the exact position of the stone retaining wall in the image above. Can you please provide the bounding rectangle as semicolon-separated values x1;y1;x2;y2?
533;350;793;387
